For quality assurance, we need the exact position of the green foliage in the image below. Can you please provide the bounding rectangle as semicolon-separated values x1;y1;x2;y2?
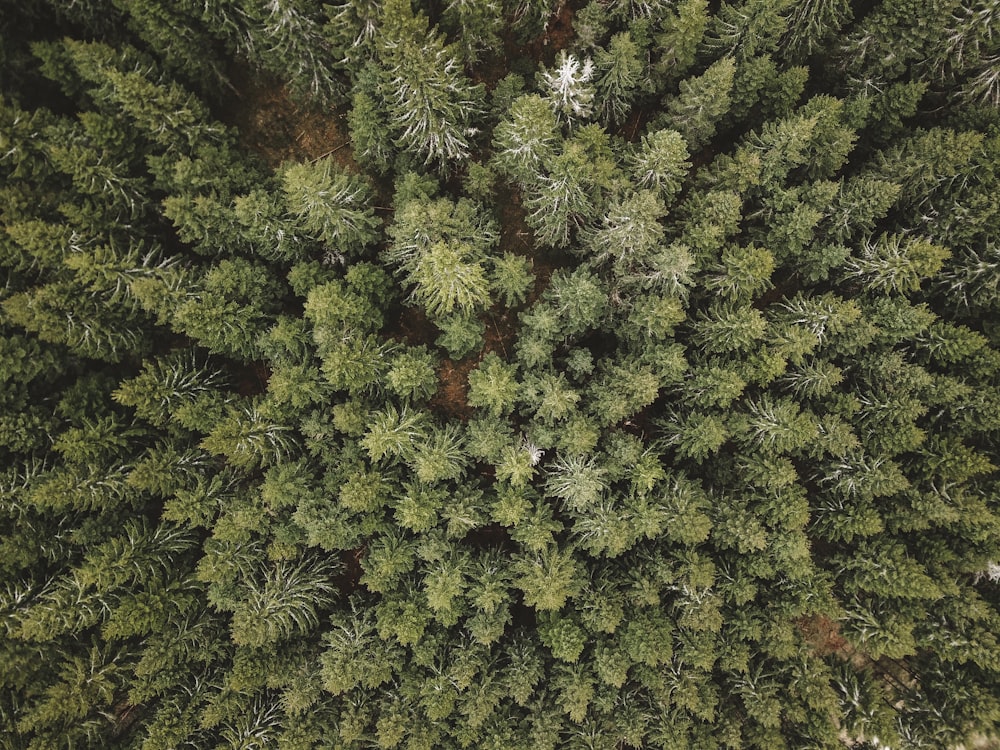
367;0;485;169
173;258;285;359
229;556;340;647
514;544;583;611
662;56;736;150
467;353;519;417
653;0;710;80
281;158;378;251
386;346;439;401
5;3;1000;749
201;401;300;469
843;233;951;294
489;252;534;307
631;128;691;203
594;32;644;126
435;313;486;358
386;192;498;320
491;94;560;184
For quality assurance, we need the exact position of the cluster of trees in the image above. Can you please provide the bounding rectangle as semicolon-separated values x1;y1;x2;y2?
2;0;1000;748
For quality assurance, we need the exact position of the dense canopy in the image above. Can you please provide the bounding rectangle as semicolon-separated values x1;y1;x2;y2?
2;0;1000;748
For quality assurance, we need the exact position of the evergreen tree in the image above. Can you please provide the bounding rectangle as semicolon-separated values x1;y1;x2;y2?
491;94;561;185
372;0;484;169
540;51;597;125
281;157;378;252
661;57;737;150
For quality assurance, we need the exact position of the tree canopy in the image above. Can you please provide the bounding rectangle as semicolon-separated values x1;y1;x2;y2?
2;0;1000;748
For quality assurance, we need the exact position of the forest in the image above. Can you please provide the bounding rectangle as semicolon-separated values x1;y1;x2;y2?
1;0;1000;747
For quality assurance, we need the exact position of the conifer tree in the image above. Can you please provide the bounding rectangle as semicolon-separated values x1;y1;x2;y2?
281;157;379;252
662;57;737;150
370;0;484;169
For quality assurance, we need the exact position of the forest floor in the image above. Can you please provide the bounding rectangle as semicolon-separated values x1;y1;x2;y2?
224;65;356;169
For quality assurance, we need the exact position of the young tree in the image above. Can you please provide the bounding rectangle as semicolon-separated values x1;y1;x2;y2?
172;258;284;360
440;0;505;63
653;0;710;82
347;74;396;173
584;190;667;274
386;346;439;402
540;51;597;125
692;302;768;354
661;57;737;150
467;354;520;417
594;32;644;126
491;94;561;185
781;0;852;61
490;252;534;307
200;400;300;470
587;360;661;426
544;268;609;338
46;38;229;155
228;556;339;647
657;409;729;461
523;145;596;248
843;234;951;294
374;0;484;169
113;349;229;428
2;280;150;362
408;424;469;484
241;0;341;103
513;544;584;611
703;243;774;302
386;192;498;320
630;128;691;204
703;0;793;59
280;158;379;253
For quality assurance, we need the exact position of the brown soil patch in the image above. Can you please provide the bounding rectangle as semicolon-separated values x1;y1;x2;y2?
386;304;473;418
528;259;559;305
497;189;534;255
336;545;365;595
796;614;850;658
484;310;518;359
494;188;570;306
221;64;356;170
621;105;649;142
390;305;437;348
542;1;576;53
431;357;476;420
234;360;271;397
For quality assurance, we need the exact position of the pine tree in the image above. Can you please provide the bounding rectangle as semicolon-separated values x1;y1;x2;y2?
594;32;644;126
704;0;793;60
540;51;597;125
843;234;951;294
662;57;737;150
386;192;498;320
491;94;561;185
630;128;691;203
240;0;341;103
467;354;520;417
585;190;666;273
653;0;710;82
374;0;484;169
281;158;378;252
523;146;596;248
